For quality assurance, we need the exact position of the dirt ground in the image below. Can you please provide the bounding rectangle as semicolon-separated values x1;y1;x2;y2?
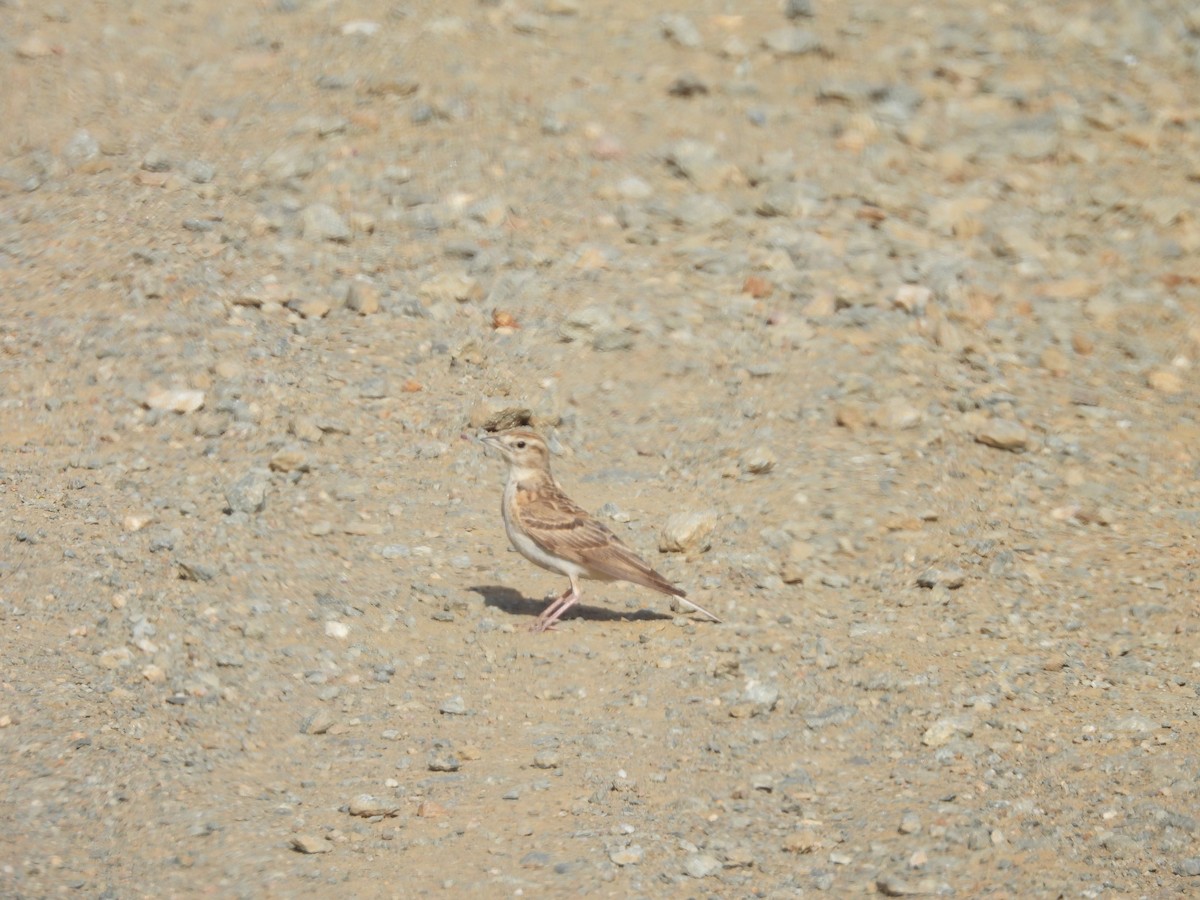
2;0;1199;897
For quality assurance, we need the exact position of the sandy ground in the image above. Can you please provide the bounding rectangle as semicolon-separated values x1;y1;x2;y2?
2;0;1199;897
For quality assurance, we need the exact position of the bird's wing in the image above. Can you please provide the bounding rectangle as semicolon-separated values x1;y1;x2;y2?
513;482;722;623
515;484;684;596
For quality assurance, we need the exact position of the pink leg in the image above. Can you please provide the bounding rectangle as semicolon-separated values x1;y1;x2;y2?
533;578;581;633
531;585;573;632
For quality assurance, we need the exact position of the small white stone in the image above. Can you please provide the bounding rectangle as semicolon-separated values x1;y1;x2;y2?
659;510;718;554
144;388;205;414
341;20;381;36
683;853;722;878
324;621;350;639
123;513;155;532
609;844;644;866
741;446;776;474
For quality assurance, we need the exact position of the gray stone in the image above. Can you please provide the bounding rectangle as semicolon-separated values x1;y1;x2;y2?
301;203;351;242
1175;857;1200;877
785;0;814;18
533;750;561;769
347;795;400;817
683;853;722;878
225;470;270;514
674;194;732;229
63;130;100;166
659;14;702;49
763;27;823;55
609;844;644;866
916;566;965;589
439;696;468;715
921;716;974;747
664;140;727;190
184;160;216;184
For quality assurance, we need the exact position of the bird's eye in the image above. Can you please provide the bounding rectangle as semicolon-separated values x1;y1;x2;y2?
515;440;527;449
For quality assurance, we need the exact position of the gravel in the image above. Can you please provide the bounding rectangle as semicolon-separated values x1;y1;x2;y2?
1;0;1198;896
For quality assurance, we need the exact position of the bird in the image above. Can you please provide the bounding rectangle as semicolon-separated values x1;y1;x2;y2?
479;427;721;632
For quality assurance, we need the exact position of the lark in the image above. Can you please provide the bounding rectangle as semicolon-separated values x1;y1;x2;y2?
480;428;721;632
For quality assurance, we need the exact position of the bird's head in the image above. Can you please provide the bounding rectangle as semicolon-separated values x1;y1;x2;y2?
479;428;552;476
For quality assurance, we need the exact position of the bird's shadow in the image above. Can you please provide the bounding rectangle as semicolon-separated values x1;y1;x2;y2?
469;585;672;626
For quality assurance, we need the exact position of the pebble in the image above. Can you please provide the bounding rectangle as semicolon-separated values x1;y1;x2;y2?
683;853;722;878
559;307;631;351
347;795;400;817
123;513;154;533
286;296;333;319
346;280;381;315
780;540;812;584
98;646;133;669
290;835;331;854
421;272;483;304
1113;715;1157;734
291;416;325;443
916;566;965;590
740;446;776;475
758;182;821;218
614;175;652;200
341;20;381;37
144;388;205;414
225;470;270;514
659;510;718;554
609;844;644;866
300;710;334;735
417;800;447;818
877;875;931;896
975;418;1029;452
359;377;388;399
428;749;461;772
891;285;932;315
674;195;732;229
269;447;310;473
742;679;779;710
16;34;55;59
663;140;728;190
762;27;823;56
1146;369;1183;394
301;203;351;242
874;398;923;431
177;560;217;582
782;828;820;853
532;750;561;769
63;130;100;166
921;716;974;748
834;403;868;430
184;160;215;184
141;146;172;172
260;146;318;182
324;621;349;639
1176;857;1200;877
439;696;468;715
667;74;709;98
659;14;702;49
